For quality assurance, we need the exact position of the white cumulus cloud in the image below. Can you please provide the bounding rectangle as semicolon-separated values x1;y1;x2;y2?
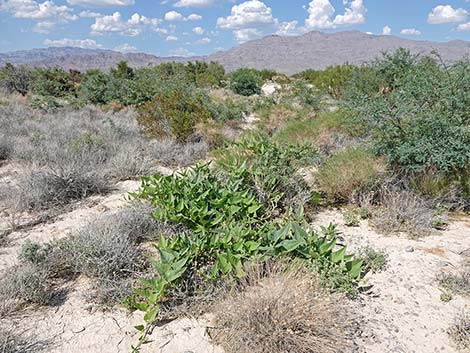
217;0;277;30
382;25;391;35
2;0;77;20
67;0;134;6
186;13;202;21
196;37;211;44
166;35;178;41
234;28;262;43
114;43;137;52
456;22;470;31
305;0;366;29
400;28;421;35
174;0;212;8
91;12;160;36
164;10;183;21
427;5;467;24
43;38;102;49
192;26;204;34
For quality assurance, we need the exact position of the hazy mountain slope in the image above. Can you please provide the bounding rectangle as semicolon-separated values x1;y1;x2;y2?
208;31;470;74
2;30;470;74
0;47;200;71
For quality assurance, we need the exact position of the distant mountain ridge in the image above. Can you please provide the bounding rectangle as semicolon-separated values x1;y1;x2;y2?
2;30;470;75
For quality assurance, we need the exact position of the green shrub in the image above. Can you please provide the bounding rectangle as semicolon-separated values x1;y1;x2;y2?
230;68;262;96
274;110;350;146
129;162;362;350
78;70;110;105
344;49;470;196
316;146;382;202
0;63;32;96
295;65;354;99
291;80;321;109
137;86;211;142
32;67;75;98
215;133;318;212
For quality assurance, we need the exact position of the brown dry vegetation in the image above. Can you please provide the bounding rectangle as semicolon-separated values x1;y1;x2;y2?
211;261;357;353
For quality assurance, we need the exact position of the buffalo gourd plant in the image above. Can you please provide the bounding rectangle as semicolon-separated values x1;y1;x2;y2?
129;163;362;351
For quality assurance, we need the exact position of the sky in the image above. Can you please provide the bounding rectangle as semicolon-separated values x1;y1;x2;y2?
2;0;470;55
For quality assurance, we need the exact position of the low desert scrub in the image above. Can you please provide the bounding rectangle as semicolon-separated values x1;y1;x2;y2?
448;310;469;351
148;138;208;167
2;205;164;308
0;327;50;353
274;110;350;148
371;187;435;237
0;263;52;316
358;247;388;273
0;103;208;215
439;254;470;298
54;205;164;304
211;261;356;353
315;146;383;203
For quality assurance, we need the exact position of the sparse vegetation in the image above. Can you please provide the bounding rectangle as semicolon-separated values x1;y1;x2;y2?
449;310;469;351
1;48;469;352
211;261;356;353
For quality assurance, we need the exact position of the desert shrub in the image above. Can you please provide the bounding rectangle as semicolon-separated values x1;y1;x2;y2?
358;246;388;273
371;187;435;236
211;261;356;353
187;61;226;87
295;65;354;99
0;63;32;96
58;208;160;279
215;133;318;213
439;255;470;297
290;79;321;109
0;104;162;211
230;68;262;96
78;70;110;105
345;50;470;197
0;327;50;353
274;110;351;147
148;138;208;167
449;310;469;351
111;61;134;80
207;98;247;122
129;161;362;349
0;263;52;315
316;146;382;202
12;170;109;211
137;86;211;142
31;67;75;98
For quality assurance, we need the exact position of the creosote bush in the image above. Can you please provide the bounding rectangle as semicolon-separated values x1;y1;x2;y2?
211;261;356;353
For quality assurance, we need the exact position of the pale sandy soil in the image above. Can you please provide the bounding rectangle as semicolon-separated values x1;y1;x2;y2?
0;161;468;353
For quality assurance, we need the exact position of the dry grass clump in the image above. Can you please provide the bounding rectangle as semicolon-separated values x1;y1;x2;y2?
439;254;470;297
315;146;383;203
211;261;356;353
353;174;437;237
449;310;469;351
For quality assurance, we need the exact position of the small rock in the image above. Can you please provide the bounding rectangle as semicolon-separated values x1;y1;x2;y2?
96;204;109;213
405;246;415;253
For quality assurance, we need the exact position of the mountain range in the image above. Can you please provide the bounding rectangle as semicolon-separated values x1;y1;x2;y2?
2;30;470;75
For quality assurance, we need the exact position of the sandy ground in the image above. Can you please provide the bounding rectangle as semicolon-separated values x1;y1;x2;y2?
0;161;469;353
314;209;469;353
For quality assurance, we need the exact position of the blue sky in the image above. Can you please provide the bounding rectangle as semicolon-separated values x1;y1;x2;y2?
2;0;470;55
